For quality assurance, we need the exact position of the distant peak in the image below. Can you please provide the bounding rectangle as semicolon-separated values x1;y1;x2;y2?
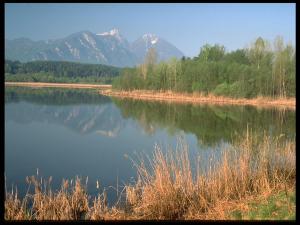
142;33;157;39
110;28;120;35
142;33;159;44
97;28;120;36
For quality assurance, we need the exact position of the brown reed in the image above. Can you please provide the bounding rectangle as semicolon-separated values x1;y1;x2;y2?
5;131;295;220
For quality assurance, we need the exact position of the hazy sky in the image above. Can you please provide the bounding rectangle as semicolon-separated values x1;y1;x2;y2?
5;3;295;57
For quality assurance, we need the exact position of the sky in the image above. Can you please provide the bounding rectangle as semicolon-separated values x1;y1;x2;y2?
5;3;295;57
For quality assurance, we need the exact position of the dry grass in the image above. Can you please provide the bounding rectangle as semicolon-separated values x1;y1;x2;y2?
5;131;295;220
99;89;295;110
5;176;90;220
124;131;295;220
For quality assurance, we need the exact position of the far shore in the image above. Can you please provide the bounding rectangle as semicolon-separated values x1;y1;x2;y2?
100;89;296;110
5;82;295;109
5;82;112;89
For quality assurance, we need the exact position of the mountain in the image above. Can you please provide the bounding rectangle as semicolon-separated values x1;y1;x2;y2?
5;38;50;62
5;29;185;67
131;33;184;64
6;29;138;67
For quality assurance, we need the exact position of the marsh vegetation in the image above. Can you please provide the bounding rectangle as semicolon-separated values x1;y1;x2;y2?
5;131;295;220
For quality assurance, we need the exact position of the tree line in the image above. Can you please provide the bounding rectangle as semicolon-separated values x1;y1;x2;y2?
5;60;121;84
113;36;295;98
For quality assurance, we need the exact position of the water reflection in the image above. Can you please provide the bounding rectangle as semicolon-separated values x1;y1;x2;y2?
5;86;295;205
5;86;295;147
5;87;124;136
112;98;295;147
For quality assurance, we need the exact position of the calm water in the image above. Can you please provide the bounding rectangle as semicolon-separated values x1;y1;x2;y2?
5;87;295;205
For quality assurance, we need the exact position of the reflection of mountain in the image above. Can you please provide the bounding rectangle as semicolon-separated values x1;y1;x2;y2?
5;87;125;135
95;126;120;138
5;87;295;147
113;99;295;146
6;102;125;136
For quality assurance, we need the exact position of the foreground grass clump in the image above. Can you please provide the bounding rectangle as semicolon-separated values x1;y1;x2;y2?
125;132;295;220
5;132;295;220
5;176;127;220
5;177;89;220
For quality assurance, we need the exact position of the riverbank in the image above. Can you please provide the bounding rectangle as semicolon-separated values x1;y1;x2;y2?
5;132;295;220
100;89;296;110
5;82;112;89
5;82;295;109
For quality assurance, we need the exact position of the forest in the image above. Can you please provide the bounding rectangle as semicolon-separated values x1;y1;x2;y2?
113;36;295;98
5;60;121;84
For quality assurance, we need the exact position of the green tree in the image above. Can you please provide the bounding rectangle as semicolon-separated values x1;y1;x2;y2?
272;36;295;98
198;44;225;62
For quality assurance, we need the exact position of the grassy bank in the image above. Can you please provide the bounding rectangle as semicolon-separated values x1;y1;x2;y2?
5;82;112;89
229;191;295;220
5;132;295;220
99;89;295;110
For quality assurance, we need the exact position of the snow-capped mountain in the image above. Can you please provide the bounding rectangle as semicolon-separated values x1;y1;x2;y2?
131;33;184;64
5;29;185;67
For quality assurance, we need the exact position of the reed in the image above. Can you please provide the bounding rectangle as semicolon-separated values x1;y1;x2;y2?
124;132;295;219
99;89;295;109
5;131;295;220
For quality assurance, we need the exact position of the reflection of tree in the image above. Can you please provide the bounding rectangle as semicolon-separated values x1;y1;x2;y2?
5;87;111;105
138;111;156;135
113;98;295;147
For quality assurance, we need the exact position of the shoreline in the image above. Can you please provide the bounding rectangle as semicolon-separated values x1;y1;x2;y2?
5;82;112;89
5;82;295;109
99;89;296;110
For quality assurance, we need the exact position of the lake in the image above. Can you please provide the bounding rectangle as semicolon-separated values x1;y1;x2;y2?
5;86;295;205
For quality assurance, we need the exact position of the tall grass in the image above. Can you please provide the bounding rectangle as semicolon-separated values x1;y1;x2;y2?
5;131;295;220
124;131;295;219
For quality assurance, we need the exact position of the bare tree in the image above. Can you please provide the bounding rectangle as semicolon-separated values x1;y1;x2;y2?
141;47;158;80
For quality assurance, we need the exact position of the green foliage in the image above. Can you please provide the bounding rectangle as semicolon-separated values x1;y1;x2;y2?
198;44;225;62
224;49;250;65
5;60;121;84
230;191;295;220
112;36;295;98
192;82;205;93
213;82;231;96
213;81;246;98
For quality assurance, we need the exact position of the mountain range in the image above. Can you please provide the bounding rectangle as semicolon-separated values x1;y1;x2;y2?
5;28;184;67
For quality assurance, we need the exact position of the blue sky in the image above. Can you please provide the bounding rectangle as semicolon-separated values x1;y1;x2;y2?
5;3;295;57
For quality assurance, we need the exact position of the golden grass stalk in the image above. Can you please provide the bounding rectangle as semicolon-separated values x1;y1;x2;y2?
125;132;295;219
5;132;295;220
